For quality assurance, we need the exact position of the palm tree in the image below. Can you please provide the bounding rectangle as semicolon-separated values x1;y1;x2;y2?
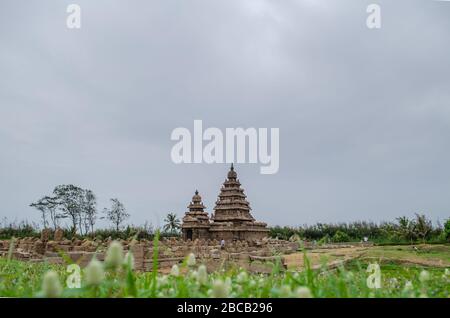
163;213;181;235
396;216;416;242
414;213;432;243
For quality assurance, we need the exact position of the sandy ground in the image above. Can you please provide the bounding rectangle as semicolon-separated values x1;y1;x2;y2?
283;244;450;270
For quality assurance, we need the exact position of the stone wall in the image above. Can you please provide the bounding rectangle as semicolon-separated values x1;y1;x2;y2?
0;236;299;273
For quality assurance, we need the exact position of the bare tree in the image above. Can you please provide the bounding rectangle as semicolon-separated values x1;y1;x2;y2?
83;190;97;236
30;198;49;229
103;198;129;231
30;195;62;230
45;196;61;230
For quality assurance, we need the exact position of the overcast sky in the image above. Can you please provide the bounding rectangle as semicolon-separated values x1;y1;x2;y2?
1;0;449;229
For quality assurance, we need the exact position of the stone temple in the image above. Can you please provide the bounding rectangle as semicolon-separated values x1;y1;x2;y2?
181;164;269;242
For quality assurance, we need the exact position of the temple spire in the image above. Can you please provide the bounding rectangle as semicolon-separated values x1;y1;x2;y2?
227;163;237;180
181;190;210;240
213;164;253;222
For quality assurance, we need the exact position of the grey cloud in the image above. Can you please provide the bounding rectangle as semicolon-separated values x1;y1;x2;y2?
0;0;449;227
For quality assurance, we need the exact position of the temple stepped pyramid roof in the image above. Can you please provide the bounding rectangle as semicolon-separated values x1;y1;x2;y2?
181;164;269;242
181;190;210;228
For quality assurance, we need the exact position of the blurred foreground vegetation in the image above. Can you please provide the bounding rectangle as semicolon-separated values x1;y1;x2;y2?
0;238;448;298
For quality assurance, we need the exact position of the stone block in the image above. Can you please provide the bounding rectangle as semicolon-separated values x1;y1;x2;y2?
54;228;64;241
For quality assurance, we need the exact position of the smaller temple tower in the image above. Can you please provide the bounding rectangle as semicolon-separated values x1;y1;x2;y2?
181;190;210;240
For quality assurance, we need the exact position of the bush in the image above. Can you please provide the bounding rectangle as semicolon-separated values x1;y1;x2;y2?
444;219;450;242
331;230;350;243
0;221;40;239
269;226;296;240
0;219;157;241
269;215;446;245
89;224;155;240
317;234;330;245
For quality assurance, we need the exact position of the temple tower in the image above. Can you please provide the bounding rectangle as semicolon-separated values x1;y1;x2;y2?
181;190;210;240
209;164;269;241
212;164;254;223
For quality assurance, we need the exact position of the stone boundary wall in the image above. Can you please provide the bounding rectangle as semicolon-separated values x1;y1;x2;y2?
0;236;299;273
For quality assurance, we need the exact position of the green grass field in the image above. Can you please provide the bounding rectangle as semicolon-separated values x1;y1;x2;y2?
0;243;448;298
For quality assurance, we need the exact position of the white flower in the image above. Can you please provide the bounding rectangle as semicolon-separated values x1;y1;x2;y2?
105;241;124;269
236;271;248;284
419;270;430;283
197;265;208;285
84;258;104;286
279;285;292;297
345;272;354;281
41;271;62;298
211;279;229;298
225;277;232;292
186;253;196;266
403;281;413;291
171;264;180;277
157;275;169;287
123;251;135;270
389;278;398;288
294;286;312;298
444;268;449;276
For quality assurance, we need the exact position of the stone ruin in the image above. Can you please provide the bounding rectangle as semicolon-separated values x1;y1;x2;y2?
0;233;299;274
0;165;298;272
181;164;269;242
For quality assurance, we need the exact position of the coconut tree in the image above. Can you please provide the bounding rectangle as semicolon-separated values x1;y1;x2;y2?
414;213;432;243
163;213;181;235
396;216;416;242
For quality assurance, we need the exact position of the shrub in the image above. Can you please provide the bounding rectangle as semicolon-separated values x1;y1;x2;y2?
444;219;450;242
331;230;350;243
269;215;446;245
317;234;330;245
0;220;40;239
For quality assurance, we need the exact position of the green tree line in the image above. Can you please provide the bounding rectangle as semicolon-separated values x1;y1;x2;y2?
270;214;450;244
